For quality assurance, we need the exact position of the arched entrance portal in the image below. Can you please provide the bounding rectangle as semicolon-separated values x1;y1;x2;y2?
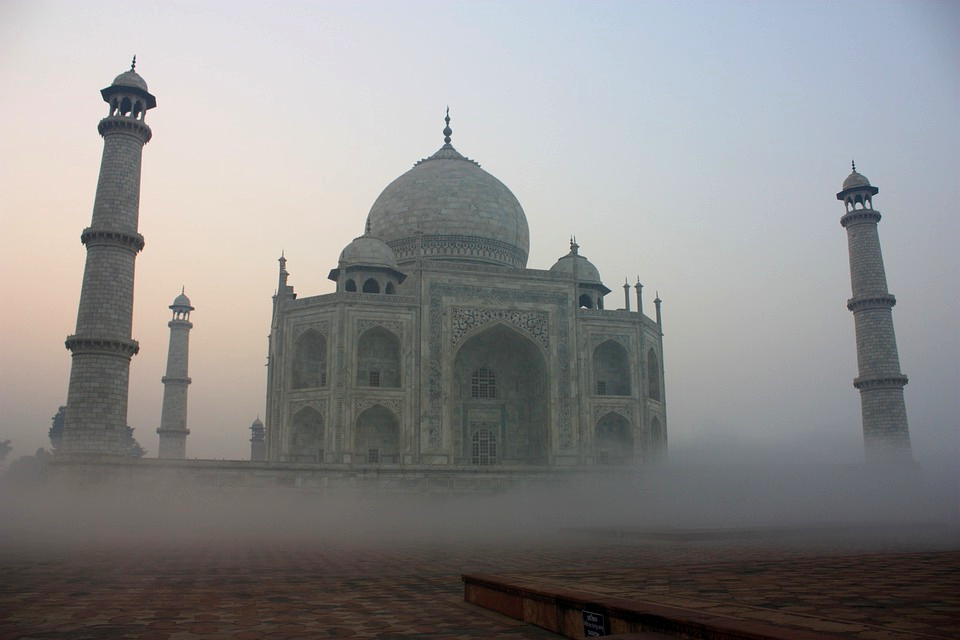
453;323;548;465
595;412;633;465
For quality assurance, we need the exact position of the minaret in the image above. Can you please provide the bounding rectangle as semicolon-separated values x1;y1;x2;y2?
157;289;194;459
250;417;266;462
62;59;156;455
837;162;912;464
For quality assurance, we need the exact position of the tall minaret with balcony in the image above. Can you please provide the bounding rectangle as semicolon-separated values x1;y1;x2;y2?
157;290;194;459
837;162;912;464
62;59;156;455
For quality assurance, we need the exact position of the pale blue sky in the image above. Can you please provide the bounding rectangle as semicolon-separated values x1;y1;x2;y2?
1;0;957;464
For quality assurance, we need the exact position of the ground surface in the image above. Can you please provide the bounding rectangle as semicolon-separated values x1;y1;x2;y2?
1;529;958;639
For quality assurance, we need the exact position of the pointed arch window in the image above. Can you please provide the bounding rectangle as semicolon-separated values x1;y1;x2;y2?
471;367;496;398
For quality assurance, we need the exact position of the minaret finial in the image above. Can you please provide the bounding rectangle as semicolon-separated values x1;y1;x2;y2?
131;55;136;72
851;159;856;173
181;285;185;295
443;107;452;145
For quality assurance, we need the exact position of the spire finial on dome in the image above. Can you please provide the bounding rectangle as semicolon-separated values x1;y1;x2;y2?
443;107;452;145
131;55;136;72
365;219;372;235
569;235;579;254
851;159;856;173
181;285;185;295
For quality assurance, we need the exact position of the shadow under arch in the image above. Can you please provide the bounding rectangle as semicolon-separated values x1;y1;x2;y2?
452;321;549;465
292;329;327;389
289;405;324;463
356;326;401;387
595;410;633;465
593;339;631;396
354;404;400;463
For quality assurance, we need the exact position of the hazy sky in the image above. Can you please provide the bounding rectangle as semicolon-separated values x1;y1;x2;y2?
1;0;957;465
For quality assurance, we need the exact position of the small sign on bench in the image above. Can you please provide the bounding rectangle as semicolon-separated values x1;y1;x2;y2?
583;610;607;637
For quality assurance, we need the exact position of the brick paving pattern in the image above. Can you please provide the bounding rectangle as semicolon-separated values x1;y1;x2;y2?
1;532;958;639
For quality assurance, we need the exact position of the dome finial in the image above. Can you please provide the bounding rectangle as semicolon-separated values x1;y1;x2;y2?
131;55;136;72
851;159;856;173
443;107;452;145
365;219;372;235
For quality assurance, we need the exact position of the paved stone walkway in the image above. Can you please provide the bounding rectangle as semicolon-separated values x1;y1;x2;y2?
475;547;960;639
1;532;958;639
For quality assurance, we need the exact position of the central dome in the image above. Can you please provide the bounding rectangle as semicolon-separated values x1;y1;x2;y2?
365;138;530;269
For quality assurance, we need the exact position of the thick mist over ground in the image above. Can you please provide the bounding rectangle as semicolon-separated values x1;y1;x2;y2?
2;460;956;554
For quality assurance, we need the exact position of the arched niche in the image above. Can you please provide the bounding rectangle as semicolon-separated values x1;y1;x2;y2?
355;404;400;463
596;411;633;465
593;340;631;396
292;330;327;389
362;278;380;293
453;323;548;465
356;326;401;387
647;348;661;401
289;406;324;463
649;415;665;461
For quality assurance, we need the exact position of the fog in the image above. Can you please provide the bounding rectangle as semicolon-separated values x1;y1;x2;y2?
2;456;956;555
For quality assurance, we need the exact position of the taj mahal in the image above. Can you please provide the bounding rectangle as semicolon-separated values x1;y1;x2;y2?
55;62;912;484
262;112;667;467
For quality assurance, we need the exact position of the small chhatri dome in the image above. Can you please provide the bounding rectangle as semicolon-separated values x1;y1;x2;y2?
112;55;149;92
338;233;400;271
842;160;872;190
101;56;157;109
365;110;530;269
171;288;194;311
550;238;603;284
837;159;879;200
251;417;264;429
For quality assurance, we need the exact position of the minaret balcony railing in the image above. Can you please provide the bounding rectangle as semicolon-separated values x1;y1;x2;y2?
853;374;909;390
840;209;882;228
157;427;191;435
65;335;140;358
97;116;152;142
847;294;896;312
161;376;192;385
80;228;145;253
